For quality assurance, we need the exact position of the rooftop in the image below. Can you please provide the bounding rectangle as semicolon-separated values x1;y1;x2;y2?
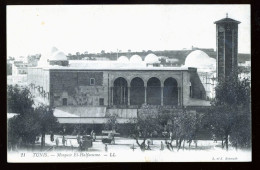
214;17;241;24
37;65;191;71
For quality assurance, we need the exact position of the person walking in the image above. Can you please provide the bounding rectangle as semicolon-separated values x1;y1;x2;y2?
93;132;96;142
55;137;59;147
160;141;164;151
62;135;66;146
77;134;80;144
50;132;54;142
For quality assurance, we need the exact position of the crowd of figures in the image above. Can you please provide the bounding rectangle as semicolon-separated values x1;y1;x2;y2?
51;130;97;151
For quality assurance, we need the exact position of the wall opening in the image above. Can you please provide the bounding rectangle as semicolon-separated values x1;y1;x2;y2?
147;77;161;105
62;98;67;106
113;77;128;105
130;77;145;106
163;78;178;105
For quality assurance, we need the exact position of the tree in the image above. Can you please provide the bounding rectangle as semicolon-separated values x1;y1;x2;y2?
7;85;59;149
35;105;59;148
7;85;34;116
8;112;40;148
104;113;118;131
130;105;162;151
160;108;203;150
207;74;251;150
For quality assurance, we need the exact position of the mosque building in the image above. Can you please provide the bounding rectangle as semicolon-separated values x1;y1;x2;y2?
27;47;209;127
26;15;242;131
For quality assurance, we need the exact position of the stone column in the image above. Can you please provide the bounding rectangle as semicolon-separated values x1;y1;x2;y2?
161;86;164;106
144;86;147;105
178;87;181;106
128;87;130;106
111;87;113;106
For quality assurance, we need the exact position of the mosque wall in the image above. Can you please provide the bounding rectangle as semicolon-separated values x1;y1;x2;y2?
28;67;207;107
49;70;106;107
189;68;207;100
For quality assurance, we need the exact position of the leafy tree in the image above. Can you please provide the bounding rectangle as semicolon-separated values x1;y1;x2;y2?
207;75;251;150
160;108;203;150
104;113;118;131
7;85;59;149
130;105;162;151
7;85;34;115
35;105;59;148
8;113;40;149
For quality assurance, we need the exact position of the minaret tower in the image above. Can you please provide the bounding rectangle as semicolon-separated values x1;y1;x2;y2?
214;14;241;82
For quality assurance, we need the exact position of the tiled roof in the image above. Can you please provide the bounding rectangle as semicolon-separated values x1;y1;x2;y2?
214;17;241;24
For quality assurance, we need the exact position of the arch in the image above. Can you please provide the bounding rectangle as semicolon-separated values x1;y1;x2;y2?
113;77;128;105
163;77;178;105
130;77;145;106
147;77;161;105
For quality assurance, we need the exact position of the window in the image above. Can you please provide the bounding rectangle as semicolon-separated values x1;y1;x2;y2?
90;78;95;85
62;98;67;106
99;98;104;106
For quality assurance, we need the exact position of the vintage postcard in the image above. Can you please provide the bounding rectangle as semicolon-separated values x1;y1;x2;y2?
7;5;251;162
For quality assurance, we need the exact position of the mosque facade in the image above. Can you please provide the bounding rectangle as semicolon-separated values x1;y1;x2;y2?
27;47;209;125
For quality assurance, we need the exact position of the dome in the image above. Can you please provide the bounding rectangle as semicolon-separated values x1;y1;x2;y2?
51;47;59;54
130;55;142;63
117;56;129;63
145;53;159;63
185;50;216;70
37;47;67;67
50;51;67;61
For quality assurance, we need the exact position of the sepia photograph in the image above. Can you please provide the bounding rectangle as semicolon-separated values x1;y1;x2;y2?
6;4;251;162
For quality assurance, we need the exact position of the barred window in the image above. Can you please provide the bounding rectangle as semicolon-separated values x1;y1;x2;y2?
90;78;95;85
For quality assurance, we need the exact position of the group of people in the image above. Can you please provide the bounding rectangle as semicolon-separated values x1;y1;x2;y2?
77;130;96;150
53;135;67;147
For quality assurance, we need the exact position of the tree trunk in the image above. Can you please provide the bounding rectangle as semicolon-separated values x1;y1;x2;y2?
225;135;228;151
178;138;182;151
221;138;224;149
135;138;146;151
182;139;185;150
41;133;45;149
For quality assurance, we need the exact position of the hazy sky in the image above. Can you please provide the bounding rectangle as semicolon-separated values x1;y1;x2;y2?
7;5;250;57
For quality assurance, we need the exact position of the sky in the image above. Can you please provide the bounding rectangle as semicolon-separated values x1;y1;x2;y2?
7;5;250;58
